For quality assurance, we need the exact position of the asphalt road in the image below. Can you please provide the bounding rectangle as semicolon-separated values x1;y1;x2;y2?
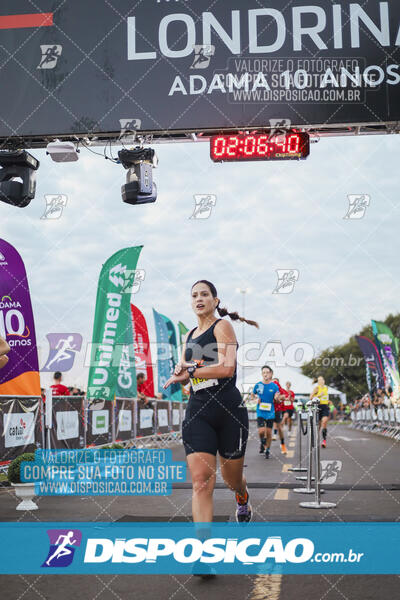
0;420;399;599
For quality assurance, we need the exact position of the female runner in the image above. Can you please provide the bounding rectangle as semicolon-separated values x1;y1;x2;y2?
164;280;259;523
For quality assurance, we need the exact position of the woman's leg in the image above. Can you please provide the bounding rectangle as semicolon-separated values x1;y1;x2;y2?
219;456;247;497
186;452;217;522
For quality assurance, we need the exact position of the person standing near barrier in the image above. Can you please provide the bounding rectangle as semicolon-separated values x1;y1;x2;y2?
310;376;330;448
0;335;10;370
251;366;279;459
51;371;70;396
163;280;259;524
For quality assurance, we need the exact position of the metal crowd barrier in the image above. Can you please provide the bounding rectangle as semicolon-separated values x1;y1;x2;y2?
351;405;400;440
0;394;187;468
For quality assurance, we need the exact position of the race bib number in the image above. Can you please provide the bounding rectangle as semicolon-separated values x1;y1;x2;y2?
260;402;271;412
191;377;219;393
284;400;291;406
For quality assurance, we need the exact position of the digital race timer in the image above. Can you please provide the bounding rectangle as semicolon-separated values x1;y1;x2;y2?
210;132;310;162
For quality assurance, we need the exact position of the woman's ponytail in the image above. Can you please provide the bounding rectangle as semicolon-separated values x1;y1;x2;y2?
216;303;259;329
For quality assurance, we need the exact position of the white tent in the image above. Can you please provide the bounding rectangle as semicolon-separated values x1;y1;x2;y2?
237;366;346;403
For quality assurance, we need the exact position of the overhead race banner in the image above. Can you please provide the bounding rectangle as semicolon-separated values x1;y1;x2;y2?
371;320;400;398
355;335;387;394
87;246;143;402
153;309;174;400
131;304;155;398
161;314;182;403
0;239;41;396
1;1;400;140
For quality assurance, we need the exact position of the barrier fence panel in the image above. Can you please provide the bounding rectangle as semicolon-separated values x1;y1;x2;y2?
171;402;181;433
114;398;136;443
351;405;400;440
0;395;43;465
156;401;170;435
85;398;113;447
137;402;155;438
48;395;85;449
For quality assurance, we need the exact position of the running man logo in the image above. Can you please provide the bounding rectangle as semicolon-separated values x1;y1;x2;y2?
41;195;68;220
119;118;142;139
42;529;82;568
189;195;217;219
269;119;291;138
272;270;299;294
41;333;82;373
87;386;110;400
37;45;62;69
190;45;215;69
320;460;342;484
121;269;146;294
344;194;370;219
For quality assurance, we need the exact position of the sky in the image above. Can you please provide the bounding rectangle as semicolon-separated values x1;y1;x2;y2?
1;132;400;390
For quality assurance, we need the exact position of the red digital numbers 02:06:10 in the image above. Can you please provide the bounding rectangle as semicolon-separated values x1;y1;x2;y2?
210;132;310;162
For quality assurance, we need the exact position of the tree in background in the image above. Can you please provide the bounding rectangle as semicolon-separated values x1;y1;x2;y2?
301;313;400;402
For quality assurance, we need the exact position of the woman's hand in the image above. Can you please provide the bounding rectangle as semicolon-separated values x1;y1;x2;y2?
174;361;195;376
0;355;9;370
163;371;190;389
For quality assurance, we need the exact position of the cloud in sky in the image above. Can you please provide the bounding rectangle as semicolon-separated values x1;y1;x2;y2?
1;133;399;389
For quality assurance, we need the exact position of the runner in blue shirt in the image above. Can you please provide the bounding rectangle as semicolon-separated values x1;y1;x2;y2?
251;365;280;459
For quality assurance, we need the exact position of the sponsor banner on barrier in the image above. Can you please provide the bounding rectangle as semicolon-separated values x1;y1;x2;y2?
85;400;113;446
56;411;79;441
139;408;153;431
172;408;180;426
0;522;398;575
50;396;85;449
0;239;41;395
118;409;132;432
0;396;43;461
4;411;35;447
114;399;135;441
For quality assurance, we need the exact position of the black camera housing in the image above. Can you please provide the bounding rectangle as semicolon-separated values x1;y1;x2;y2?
0;150;40;208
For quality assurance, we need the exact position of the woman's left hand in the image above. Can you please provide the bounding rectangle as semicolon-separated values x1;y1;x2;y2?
163;372;189;389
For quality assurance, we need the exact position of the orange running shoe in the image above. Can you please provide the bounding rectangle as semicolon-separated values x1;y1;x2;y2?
281;443;287;454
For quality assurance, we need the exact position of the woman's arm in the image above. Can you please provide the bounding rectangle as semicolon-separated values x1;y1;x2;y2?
186;319;237;380
174;331;190;384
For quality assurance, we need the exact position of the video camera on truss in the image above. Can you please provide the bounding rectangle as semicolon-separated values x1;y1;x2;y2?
118;146;158;205
0;150;39;208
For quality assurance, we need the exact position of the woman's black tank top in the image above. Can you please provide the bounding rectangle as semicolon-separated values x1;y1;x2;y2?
184;318;237;393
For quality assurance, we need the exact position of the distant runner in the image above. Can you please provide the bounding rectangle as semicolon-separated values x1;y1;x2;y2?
310;375;330;448
282;381;295;432
251;366;280;459
272;377;288;454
